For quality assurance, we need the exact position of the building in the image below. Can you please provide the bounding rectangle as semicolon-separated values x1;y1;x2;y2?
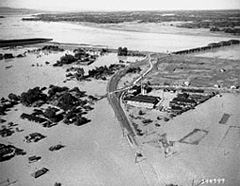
169;93;197;108
128;85;141;95
0;144;15;161
181;88;204;94
31;167;49;178
124;95;160;108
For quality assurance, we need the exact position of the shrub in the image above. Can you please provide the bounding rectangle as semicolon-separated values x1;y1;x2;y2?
20;87;47;106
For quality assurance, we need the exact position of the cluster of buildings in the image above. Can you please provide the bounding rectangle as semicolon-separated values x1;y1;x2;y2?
169;93;197;113
124;84;214;114
169;89;216;115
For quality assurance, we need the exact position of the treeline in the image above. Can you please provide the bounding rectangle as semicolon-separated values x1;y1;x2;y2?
210;27;240;35
21;10;240;26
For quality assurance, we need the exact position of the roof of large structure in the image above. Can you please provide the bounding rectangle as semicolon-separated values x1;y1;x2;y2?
181;88;204;93
171;97;196;104
125;94;160;104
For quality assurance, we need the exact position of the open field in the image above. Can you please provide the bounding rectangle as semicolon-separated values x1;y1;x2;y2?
143;54;240;88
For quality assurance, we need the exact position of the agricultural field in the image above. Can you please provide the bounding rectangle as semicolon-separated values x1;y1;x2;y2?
144;54;240;88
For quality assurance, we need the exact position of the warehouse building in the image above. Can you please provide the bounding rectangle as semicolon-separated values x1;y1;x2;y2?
124;95;160;108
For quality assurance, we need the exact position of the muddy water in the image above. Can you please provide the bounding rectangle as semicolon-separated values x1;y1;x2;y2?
0;50;147;186
1;15;238;52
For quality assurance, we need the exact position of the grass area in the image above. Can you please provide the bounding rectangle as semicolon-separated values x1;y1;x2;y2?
145;54;240;88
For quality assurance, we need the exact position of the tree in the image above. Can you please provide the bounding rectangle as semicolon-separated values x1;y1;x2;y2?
117;47;122;55
117;47;128;56
60;54;76;64
20;87;47;106
54;182;62;186
44;107;56;119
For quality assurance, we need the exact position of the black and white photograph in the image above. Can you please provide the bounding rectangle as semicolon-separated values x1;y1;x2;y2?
0;0;239;185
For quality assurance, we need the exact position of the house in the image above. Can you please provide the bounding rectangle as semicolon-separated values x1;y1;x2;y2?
31;167;49;178
28;155;41;163
170;97;196;107
169;93;197;108
0;144;15;161
124;95;160;108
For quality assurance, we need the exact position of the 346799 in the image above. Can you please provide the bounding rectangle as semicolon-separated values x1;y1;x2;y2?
201;178;225;184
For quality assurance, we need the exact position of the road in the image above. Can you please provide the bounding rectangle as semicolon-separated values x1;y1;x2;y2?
107;54;164;185
133;54;153;85
106;54;153;145
109;54;153;94
107;63;137;144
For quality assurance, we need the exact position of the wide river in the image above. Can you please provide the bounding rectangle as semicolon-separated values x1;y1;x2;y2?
0;15;238;52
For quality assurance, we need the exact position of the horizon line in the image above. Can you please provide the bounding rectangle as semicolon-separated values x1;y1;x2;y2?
1;6;240;13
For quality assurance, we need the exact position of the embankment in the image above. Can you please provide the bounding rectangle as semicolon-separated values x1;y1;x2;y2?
0;38;52;48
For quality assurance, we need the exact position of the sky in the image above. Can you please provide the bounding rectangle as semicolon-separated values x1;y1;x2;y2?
0;0;239;11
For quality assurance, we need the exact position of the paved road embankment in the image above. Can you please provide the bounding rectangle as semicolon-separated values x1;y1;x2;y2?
107;54;154;146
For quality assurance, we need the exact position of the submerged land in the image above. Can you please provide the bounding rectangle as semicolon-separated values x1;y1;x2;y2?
0;8;240;186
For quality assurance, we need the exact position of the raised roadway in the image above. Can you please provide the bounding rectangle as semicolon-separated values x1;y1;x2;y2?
106;54;153;145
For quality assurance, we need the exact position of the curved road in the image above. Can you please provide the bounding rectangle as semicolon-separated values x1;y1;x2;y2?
107;54;164;186
107;54;153;145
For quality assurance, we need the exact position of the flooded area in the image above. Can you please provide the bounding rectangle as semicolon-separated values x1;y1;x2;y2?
158;93;240;186
0;48;146;186
0;12;240;186
0;15;239;52
123;90;240;185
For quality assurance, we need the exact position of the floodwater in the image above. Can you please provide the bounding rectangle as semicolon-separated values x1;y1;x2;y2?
0;15;239;52
159;93;240;186
0;50;146;186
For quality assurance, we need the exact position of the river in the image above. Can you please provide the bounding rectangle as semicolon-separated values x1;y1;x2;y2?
0;14;238;52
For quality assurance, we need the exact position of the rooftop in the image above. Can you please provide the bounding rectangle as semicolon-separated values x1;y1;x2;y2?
125;94;160;104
